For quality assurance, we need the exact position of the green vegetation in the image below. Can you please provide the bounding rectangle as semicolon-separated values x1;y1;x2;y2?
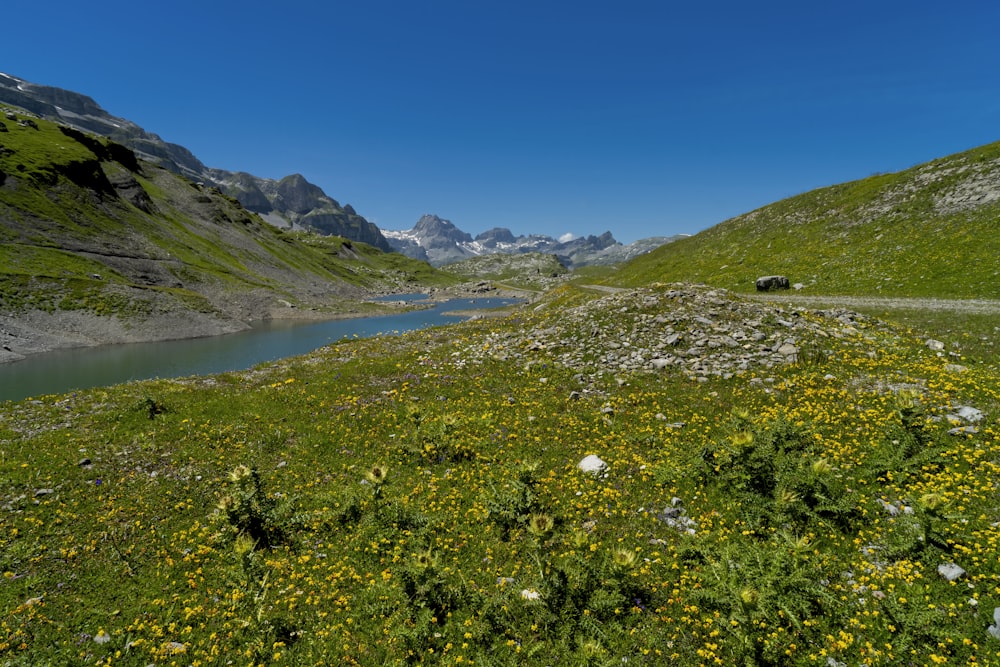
611;141;1000;299
2;283;999;665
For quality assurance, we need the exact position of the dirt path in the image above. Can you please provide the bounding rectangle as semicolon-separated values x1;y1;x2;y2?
745;293;1000;315
582;284;1000;315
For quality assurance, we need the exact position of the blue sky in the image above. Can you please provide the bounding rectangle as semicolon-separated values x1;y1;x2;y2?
4;1;999;244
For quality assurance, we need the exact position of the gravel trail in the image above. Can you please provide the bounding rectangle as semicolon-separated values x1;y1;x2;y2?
745;293;1000;315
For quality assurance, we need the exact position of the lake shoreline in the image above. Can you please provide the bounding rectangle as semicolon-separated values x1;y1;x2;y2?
0;283;529;366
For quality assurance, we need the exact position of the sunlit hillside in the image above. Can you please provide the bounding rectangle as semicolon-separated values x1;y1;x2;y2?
612;141;1000;299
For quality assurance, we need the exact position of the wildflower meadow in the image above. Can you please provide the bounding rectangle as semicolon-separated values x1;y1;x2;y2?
1;284;998;665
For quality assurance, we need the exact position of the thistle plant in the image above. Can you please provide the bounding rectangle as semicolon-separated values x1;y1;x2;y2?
214;464;293;549
365;463;389;502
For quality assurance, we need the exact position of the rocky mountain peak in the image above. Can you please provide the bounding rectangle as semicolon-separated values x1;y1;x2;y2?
384;215;675;268
476;227;517;246
275;173;332;214
413;214;473;243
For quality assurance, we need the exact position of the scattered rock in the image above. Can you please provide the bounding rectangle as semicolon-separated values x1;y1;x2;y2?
33;488;55;498
657;497;697;535
877;498;914;516
926;339;945;351
462;285;890;382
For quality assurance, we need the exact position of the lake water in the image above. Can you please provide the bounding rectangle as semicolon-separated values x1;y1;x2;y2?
0;295;517;403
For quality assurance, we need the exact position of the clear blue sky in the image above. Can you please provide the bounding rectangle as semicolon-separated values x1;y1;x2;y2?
4;1;999;243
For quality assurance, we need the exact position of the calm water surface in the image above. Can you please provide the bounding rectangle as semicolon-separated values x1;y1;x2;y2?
0;296;517;403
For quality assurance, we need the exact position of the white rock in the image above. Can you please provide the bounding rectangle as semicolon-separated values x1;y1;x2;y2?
938;562;966;582
952;406;984;423
578;454;608;475
988;607;1000;641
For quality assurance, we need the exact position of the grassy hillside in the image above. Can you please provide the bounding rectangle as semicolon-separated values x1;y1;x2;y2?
611;141;1000;299
0;106;457;326
1;283;999;665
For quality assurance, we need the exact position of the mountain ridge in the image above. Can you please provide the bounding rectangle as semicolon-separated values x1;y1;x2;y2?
0;72;391;251
384;213;683;268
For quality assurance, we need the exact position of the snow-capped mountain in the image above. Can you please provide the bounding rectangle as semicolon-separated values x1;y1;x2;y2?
383;214;682;268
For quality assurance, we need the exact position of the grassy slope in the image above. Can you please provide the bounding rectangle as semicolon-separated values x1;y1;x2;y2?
611;141;1000;299
0;109;457;319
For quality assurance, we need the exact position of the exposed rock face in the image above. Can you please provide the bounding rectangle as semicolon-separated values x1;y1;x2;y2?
476;227;517;246
0;72;391;250
414;214;474;243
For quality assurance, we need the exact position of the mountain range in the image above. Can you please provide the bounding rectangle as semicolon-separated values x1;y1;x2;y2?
383;214;683;267
0;73;677;264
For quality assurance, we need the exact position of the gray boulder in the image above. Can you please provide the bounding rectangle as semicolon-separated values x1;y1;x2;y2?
756;275;790;291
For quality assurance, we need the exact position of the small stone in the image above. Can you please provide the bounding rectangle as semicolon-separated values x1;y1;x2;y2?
951;406;984;423
937;562;966;582
777;343;799;357
34;489;54;498
77;458;92;467
988;607;1000;641
926;339;945;351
